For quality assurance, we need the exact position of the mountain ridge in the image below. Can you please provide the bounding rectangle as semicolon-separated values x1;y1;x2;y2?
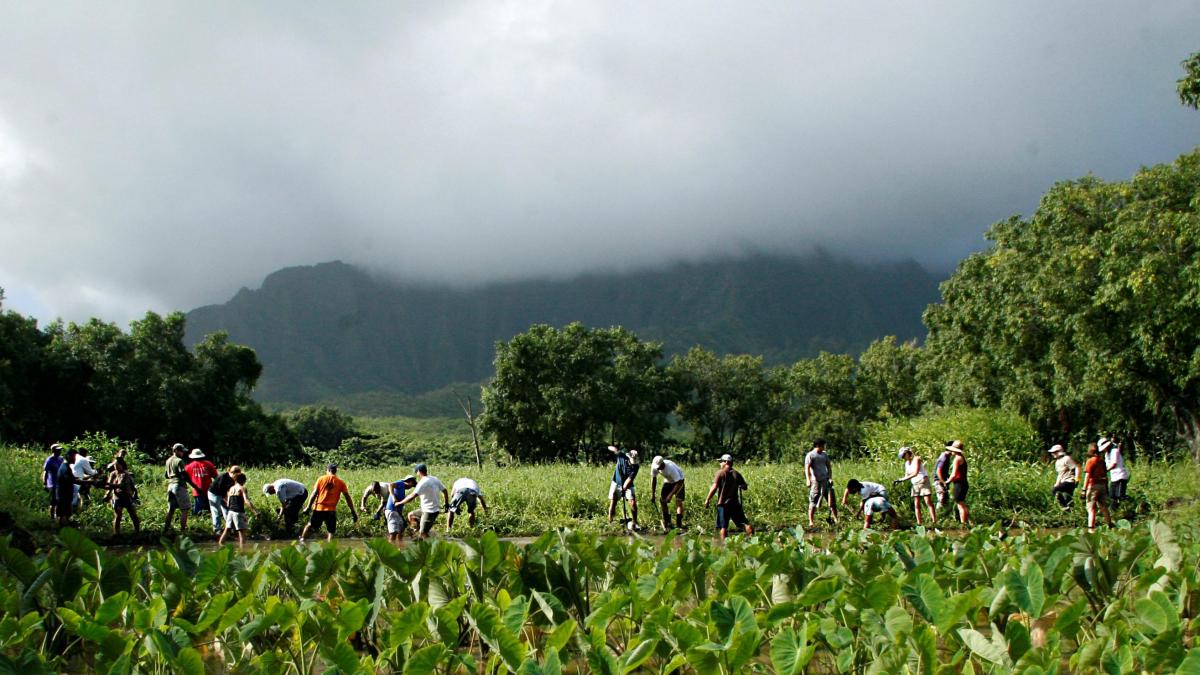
185;253;942;404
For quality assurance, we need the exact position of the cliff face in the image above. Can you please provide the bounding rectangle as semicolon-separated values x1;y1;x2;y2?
185;253;941;403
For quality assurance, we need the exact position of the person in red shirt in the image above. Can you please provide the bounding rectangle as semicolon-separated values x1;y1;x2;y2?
184;449;219;520
299;464;359;543
1082;442;1113;531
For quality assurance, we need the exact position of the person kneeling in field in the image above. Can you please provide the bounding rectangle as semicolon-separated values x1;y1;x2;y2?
105;459;140;535
893;447;936;526
218;473;260;547
842;479;901;530
373;475;416;544
299;464;358;543
397;464;449;540
447;477;488;530
650;455;685;532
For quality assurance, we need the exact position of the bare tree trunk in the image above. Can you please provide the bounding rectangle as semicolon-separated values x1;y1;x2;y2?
456;392;484;469
1174;406;1200;463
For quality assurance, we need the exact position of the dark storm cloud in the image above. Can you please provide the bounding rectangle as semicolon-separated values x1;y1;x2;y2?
0;1;1197;324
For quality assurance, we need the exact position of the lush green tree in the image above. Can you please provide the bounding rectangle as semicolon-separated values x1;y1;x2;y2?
668;348;788;459
924;149;1200;459
782;352;865;455
480;323;675;462
0;289;55;443
287;405;359;452
1180;50;1200;110
856;336;925;420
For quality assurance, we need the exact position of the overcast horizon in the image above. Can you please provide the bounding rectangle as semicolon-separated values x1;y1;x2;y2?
1;2;1198;326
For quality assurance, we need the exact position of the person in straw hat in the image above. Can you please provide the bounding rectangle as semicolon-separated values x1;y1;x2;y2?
945;440;971;526
1048;444;1079;511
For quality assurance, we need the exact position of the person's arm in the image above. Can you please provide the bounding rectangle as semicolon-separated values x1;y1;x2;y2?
441;488;451;511
479;495;489;511
246;493;261;516
304;484;318;512
840;487;851;507
342;489;359;521
704;479;719;508
898;457;921;482
650;471;658;499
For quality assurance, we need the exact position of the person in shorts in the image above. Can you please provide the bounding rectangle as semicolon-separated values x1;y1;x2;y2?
932;444;953;514
447;477;488;529
704;454;752;540
55;449;80;527
1082;442;1113;531
208;466;243;535
606;446;641;529
163;443;200;534
650;455;686;531
945;441;971;526
299;464;358;543
105;458;140;535
42;443;65;519
218;473;260;547
263;478;309;533
1048;444;1079;511
842;478;901;530
804;439;837;527
373;475;417;543
894;447;936;526
185;449;219;517
397;464;449;539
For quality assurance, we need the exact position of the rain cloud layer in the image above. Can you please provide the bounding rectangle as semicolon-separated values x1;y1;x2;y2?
0;2;1198;324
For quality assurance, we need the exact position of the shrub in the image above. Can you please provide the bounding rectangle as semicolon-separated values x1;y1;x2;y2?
862;406;1040;464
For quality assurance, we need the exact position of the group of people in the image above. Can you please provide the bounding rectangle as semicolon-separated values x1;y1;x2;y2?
42;441;489;546
1048;437;1131;531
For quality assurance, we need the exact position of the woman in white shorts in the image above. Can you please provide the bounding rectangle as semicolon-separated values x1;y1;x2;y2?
895;447;937;526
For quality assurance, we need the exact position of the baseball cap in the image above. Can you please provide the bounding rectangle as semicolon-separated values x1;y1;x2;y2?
402;474;416;483
651;455;664;469
628;449;640;464
1047;444;1064;456
172;443;187;452
897;447;911;459
327;463;338;472
413;463;428;474
262;483;275;495
717;453;733;463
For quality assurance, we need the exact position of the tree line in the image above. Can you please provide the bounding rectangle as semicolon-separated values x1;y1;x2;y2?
481;148;1200;463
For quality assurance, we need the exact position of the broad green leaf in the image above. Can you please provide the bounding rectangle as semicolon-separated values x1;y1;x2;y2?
93;592;129;626
884;606;913;639
1136;595;1170;634
865;576;900;613
466;603;526;671
403;644;450;675
1152;521;1182;572
173;647;205;675
903;574;946;626
958;627;1012;668
502;594;530;637
545;619;576;653
797;577;840;607
620;637;658;673
1176;647;1200;674
388;604;429;646
726;629;762;672
770;626;815;675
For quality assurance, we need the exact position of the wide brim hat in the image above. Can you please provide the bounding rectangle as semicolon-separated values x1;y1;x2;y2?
1098;438;1113;452
627;449;640;464
188;448;206;459
897;447;912;459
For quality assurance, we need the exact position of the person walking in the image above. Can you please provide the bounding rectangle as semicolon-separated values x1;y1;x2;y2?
185;449;219;518
1101;437;1130;508
1049;444;1079;511
842;478;901;530
397;464;449;540
55;448;80;527
373;476;417;543
42;443;65;520
607;446;641;529
105;458;140;535
263;478;309;533
163;443;200;533
208;466;242;535
447;477;488;530
218;473;260;547
1083;442;1114;531
649;455;686;532
804;439;838;527
299;464;358;543
704;454;753;540
894;447;936;526
945;441;971;526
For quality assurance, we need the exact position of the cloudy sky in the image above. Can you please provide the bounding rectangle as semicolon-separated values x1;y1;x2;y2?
1;2;1197;325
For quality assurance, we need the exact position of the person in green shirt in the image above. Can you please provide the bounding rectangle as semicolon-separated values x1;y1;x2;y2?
163;443;200;533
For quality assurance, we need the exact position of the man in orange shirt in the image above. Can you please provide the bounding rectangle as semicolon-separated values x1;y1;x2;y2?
1082;442;1113;532
298;464;358;543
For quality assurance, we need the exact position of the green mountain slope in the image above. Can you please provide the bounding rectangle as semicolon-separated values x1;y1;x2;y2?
185;252;941;404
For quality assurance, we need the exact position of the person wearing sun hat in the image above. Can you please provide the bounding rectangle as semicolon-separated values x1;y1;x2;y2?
704;453;752;539
1048;444;1079;511
650;455;686;532
894;446;936;526
1100;437;1130;508
184;448;219;518
945;440;971;526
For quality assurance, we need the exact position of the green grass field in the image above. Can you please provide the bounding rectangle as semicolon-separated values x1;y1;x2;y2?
4;445;1198;546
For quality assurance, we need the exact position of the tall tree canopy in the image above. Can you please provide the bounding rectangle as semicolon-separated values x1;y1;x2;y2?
923;149;1200;458
480;323;675;462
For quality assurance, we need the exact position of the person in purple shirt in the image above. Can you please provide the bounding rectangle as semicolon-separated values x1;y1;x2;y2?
42;443;65;519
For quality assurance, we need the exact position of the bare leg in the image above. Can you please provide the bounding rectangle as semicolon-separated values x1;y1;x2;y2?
447;510;456;530
217;526;230;546
630;498;638;527
912;497;922;525
468;510;477;526
608;495;618;522
957;502;970;526
112;508;121;535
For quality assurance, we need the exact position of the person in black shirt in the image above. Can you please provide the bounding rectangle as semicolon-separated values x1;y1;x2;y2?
55;449;79;527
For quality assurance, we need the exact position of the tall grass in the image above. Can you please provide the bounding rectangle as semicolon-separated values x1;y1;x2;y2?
2;444;1197;545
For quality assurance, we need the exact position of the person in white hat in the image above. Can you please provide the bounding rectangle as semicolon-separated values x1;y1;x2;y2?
944;441;971;526
1048;444;1079;511
894;447;936;526
650;455;685;531
184;448;219;521
607;445;641;530
372;475;417;544
1100;437;1130;508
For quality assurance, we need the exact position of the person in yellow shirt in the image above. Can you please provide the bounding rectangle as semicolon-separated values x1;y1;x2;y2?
298;464;358;543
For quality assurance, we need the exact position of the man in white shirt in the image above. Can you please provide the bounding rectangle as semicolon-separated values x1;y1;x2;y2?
1100;437;1130;507
841;478;901;530
447;477;488;529
396;463;449;539
263;478;309;533
72;449;99;507
649;456;686;531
